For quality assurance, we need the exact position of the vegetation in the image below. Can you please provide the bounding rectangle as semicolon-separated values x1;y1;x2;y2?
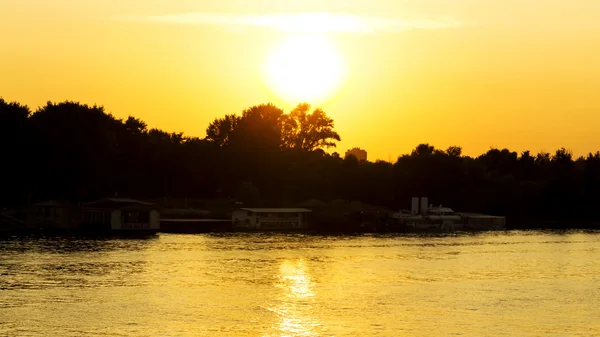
2;97;600;224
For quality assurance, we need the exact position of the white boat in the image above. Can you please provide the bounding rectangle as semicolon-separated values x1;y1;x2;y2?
392;197;505;231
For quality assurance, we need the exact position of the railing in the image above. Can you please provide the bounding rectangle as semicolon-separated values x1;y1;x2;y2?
259;219;301;228
120;223;150;229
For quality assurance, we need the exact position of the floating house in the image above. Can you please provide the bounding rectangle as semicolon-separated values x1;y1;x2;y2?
80;198;160;233
28;200;78;230
20;197;160;234
0;211;25;232
232;208;312;230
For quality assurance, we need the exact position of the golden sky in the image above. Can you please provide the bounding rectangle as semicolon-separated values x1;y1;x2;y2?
2;0;600;160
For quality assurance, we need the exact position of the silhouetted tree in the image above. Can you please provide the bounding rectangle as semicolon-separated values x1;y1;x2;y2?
205;114;242;147
446;146;462;157
29;101;122;200
0;98;32;207
282;103;341;151
236;182;261;206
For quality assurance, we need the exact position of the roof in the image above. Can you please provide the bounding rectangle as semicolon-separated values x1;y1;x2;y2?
104;198;154;205
35;200;65;207
0;212;25;225
239;208;312;213
161;219;232;223
82;198;156;209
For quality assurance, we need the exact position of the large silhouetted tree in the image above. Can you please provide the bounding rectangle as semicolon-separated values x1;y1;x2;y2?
282;103;341;151
206;103;340;151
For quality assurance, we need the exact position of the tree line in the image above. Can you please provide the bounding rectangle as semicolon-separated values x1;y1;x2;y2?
2;97;600;223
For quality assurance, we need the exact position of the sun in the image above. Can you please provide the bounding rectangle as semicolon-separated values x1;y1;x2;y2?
265;35;345;103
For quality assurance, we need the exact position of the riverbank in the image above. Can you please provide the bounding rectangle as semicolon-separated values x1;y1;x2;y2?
4;221;600;237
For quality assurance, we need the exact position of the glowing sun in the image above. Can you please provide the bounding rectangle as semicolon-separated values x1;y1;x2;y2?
265;35;345;103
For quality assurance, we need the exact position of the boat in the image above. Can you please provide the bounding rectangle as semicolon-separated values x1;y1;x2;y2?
391;197;505;231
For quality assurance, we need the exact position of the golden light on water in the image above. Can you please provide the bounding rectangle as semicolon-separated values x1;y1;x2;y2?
4;234;600;336
265;35;345;104
278;259;315;299
266;259;323;337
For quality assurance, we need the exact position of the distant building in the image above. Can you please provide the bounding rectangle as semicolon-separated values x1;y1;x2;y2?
345;147;367;161
232;208;312;230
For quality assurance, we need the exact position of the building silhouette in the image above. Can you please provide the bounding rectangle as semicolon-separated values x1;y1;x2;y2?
345;147;367;161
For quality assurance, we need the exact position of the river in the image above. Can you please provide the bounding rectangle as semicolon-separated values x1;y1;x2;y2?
1;231;599;336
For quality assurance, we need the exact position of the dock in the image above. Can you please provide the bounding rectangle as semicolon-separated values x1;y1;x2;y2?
160;218;232;233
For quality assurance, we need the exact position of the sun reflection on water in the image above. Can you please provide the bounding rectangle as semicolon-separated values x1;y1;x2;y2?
265;259;325;337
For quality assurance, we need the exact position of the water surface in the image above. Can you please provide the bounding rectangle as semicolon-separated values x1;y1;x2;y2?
1;231;599;336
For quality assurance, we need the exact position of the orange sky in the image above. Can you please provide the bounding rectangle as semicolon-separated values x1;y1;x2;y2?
1;0;600;160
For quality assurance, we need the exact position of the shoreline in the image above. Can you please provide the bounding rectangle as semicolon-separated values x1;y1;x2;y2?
2;226;600;238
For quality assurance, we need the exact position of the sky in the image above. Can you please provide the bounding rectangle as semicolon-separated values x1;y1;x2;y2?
1;0;600;160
